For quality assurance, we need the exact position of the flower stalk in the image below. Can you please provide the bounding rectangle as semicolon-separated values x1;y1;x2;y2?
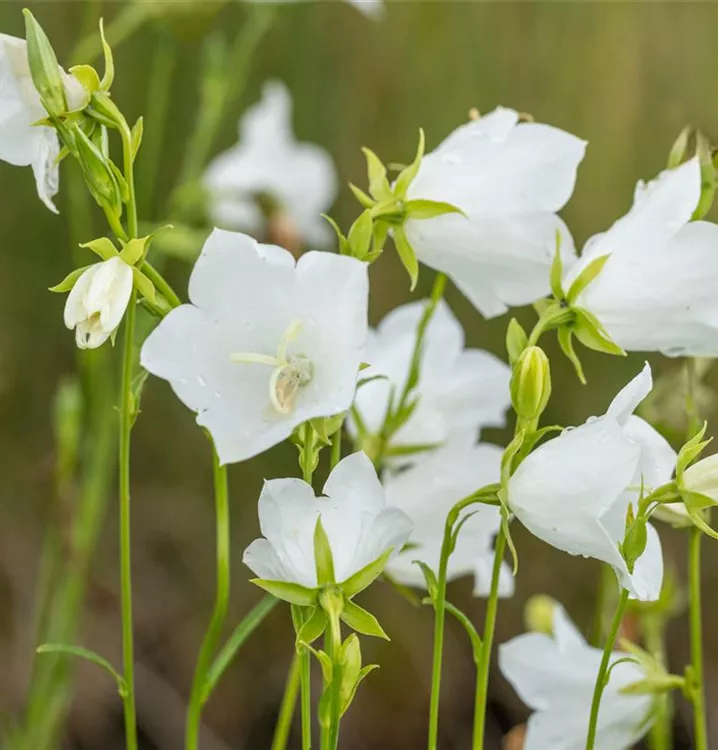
688;527;708;750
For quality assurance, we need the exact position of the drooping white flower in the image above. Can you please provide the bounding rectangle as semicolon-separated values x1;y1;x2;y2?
508;364;667;601
140;229;368;465
499;602;653;750
404;108;586;318
63;256;134;350
0;34;87;212
252;0;382;18
348;299;511;461
203;81;337;248
243;452;412;588
565;158;718;356
383;442;514;598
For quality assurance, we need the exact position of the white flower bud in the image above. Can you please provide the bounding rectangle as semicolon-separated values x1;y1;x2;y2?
63;256;133;350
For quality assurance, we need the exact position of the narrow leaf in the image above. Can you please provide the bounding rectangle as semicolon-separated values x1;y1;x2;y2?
393;226;419;290
557;327;586;384
130;116;144;161
549;231;564;300
37;644;126;694
405;198;465;220
393;128;425;197
349;183;375;209
412;560;438;600
362;147;392;201
99;18;115;90
342;547;393;598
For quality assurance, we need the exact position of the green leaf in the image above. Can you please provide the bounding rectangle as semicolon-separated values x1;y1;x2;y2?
314;517;336;587
393;128;425;197
573;308;626;356
393;226;419;290
296;606;328;647
566;254;610;304
342;547;393;598
557;327;586;384
349;183;375;209
108;159;130;204
36;643;126;695
49;265;92;293
445;601;483;665
549;231;565;300
322;214;349;254
81;237;119;261
362;147;392;202
250;579;317;606
132;267;156;304
130;116;144;162
342;664;379;716
347;209;374;260
506;318;528;366
412;560;438;600
99;18;115;90
340;599;389;640
404;198;465;220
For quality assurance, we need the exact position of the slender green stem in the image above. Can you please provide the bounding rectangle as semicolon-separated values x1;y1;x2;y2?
688;527;708;750
585;588;630;750
472;527;507;750
644;615;672;750
589;563;615;647
272;654;302;750
141;261;182;308
119;287;138;750
185;447;230;750
325;614;342;750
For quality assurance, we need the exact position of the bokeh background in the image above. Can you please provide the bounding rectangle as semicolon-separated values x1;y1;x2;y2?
1;1;718;748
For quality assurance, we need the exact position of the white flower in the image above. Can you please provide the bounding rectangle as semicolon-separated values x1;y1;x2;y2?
348;299;510;461
140;229;368;464
204;81;337;248
499;603;653;750
63;256;134;350
252;0;382;17
508;364;667;601
243;452;412;588
404;108;586;318
383;443;514;598
565;158;718;356
0;34;87;213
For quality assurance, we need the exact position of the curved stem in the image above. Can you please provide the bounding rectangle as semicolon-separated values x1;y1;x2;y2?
585;588;629;750
688;527;708;750
472;526;507;750
271;654;302;750
119;288;138;750
185;446;230;750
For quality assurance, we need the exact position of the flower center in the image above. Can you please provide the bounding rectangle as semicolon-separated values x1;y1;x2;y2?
230;320;313;415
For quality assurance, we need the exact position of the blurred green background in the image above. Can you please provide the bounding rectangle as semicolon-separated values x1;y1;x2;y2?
1;1;718;748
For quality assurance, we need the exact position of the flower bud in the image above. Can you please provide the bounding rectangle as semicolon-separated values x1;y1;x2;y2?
73;126;123;216
23;10;66;116
682;454;718;505
510;346;551;423
524;594;557;635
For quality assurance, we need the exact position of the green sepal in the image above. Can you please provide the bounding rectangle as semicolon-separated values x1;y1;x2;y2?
573;307;626;356
384;442;439;458
349;183;375;209
404;198;465;220
295;606;327;647
412;560;438;600
500;429;526;487
620;504;647;573
393;128;425;198
566;254;610;304
342;547;393;598
81;237;119;261
667;126;691;169
506;318;528;366
132;267;156;304
347;209;374;260
69;64;100;100
23;9;66;117
557;327;586;384
119;237;146;266
108;159;130;204
686;508;718;542
73;127;122;212
322;214;350;255
692;131;716;221
362;147;392;201
549;231;565;300
130;116;144;162
675;422;710;482
99;18;115;91
314;517;336;587
681;488;717;513
393;226;419;290
500;504;519;575
36;643;127;696
370;220;390;261
249;579;317;606
49;265;91;293
621;673;686;696
342;663;378;716
340;599;389;640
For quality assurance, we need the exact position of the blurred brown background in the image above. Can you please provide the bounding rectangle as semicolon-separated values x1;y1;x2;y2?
1;1;718;748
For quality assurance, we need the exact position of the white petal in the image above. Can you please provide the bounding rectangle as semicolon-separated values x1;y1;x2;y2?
64;264;99;329
472;555;515;599
552;604;587;653
89;257;133;333
30;126;60;213
242;538;294;583
434;108;519;153
345;0;383;18
323;452;385;515
623;415;676;491
626;522;663;602
605;363;652;426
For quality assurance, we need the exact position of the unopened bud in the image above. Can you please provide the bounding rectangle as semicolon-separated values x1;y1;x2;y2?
524;594;556;635
510;346;551;423
23;9;66;116
621;511;648;572
73;126;122;215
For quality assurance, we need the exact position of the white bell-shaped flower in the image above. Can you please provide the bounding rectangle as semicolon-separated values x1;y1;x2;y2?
404;108;586;318
140;229;368;465
508;364;667;601
348;299;510;462
499;602;653;750
63;256;134;350
565;158;718;356
383;442;514;598
243;452;412;588
204;81;337;248
0;34;86;212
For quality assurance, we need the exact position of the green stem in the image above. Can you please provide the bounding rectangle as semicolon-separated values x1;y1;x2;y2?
141;261;182;309
644;615;672;750
271;654;302;750
185;447;230;750
325;614;342;750
472;526;507;750
585;588;630;750
688;527;708;750
589;563;615;647
119;287;138;750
